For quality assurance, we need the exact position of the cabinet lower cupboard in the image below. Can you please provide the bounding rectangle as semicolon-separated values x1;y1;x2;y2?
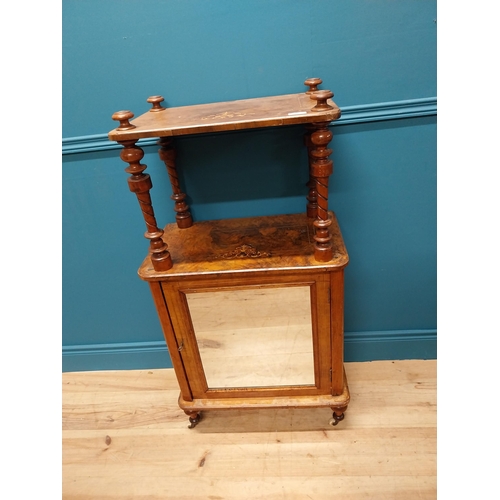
108;78;350;428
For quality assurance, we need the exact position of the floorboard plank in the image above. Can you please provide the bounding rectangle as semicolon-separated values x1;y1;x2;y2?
62;360;436;499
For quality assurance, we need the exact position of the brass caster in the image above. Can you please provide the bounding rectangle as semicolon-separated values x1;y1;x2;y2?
188;413;201;429
329;412;345;426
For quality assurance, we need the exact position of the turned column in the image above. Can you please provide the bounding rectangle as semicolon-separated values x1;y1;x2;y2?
145;95;193;229
308;90;336;262
158;137;193;228
112;109;173;271
303;79;326;218
304;124;318;219
309;123;334;262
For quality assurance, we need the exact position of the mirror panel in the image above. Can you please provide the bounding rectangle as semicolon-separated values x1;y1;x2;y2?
185;286;315;389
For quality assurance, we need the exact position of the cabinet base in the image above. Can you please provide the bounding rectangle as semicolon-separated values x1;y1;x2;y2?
178;369;350;428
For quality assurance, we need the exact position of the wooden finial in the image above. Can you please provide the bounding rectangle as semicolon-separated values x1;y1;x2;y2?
147;95;166;112
310;90;334;112
304;78;323;94
111;110;136;130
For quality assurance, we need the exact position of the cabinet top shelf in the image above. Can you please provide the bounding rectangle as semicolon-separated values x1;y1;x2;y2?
108;92;341;141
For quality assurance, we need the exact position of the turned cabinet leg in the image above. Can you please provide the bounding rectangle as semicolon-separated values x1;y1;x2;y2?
158;137;193;229
118;140;173;271
310;122;334;262
184;411;202;429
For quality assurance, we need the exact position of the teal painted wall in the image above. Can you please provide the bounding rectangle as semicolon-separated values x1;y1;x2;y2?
62;0;437;371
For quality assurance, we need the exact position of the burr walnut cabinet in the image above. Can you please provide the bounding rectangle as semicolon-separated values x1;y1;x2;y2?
108;78;350;428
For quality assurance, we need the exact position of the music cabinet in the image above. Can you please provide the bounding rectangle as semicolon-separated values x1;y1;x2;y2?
108;78;350;428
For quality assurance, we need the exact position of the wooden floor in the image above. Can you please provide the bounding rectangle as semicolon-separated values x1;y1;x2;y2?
62;359;436;499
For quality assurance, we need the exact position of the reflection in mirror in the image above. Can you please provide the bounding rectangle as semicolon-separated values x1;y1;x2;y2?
186;286;315;389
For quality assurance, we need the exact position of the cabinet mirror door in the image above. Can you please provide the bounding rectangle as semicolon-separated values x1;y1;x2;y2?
163;274;331;398
186;286;315;389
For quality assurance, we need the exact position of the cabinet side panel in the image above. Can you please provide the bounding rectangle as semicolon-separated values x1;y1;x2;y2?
331;270;345;395
160;283;209;397
148;282;193;401
312;275;333;393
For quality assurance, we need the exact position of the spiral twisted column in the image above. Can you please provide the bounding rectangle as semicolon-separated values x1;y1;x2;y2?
119;140;173;271
158;137;193;229
310;122;334;262
304;124;318;219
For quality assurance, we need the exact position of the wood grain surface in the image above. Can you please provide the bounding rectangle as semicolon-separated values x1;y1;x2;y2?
62;359;436;499
109;92;340;141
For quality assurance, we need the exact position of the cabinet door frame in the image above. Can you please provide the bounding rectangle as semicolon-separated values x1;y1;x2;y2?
162;272;332;400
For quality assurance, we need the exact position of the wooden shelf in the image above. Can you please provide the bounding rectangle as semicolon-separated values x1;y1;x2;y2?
109;92;341;141
138;212;349;281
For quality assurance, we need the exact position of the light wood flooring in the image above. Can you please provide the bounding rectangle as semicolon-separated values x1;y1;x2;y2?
62;359;436;499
